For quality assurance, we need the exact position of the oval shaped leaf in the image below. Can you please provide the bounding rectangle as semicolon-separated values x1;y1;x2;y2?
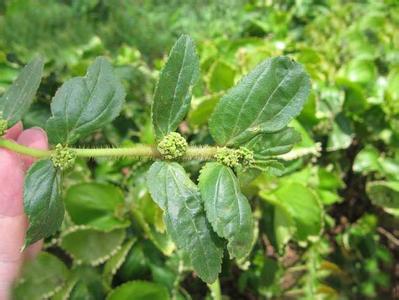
13;252;69;300
60;227;126;266
147;161;223;283
152;34;199;140
24;159;63;247
65;183;129;231
209;56;311;146
0;57;44;126
199;162;254;259
107;281;170;300
244;127;301;158
46;57;126;144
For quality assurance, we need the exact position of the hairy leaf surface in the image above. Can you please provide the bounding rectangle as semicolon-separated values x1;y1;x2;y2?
147;161;223;283
24;159;63;247
0;57;44;126
46;57;126;144
152;34;199;139
209;56;311;146
199;162;254;259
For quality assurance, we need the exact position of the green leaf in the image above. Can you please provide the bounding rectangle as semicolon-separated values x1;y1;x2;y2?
24;159;63;247
273;183;323;242
261;182;323;244
274;205;295;253
60;227;126;266
107;281;170;300
65;183;129;231
198;162;254;259
208;60;236;92
326;114;354;151
13;252;69;300
366;181;399;210
244;127;301;158
209;56;311;146
147;161;223;283
103;239;136;290
46;57;126;144
0;57;44;126
152;34;199;140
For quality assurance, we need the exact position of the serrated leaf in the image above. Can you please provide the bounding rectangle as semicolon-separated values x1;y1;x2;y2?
103;239;136;289
60;227;126;266
0;57;44;126
147;161;223;283
107;281;170;300
24;159;63;247
245;127;301;158
46;57;126;144
152;34;199;139
13;252;69;300
209;56;311;146
198;162;254;259
65;183;130;231
366;181;399;210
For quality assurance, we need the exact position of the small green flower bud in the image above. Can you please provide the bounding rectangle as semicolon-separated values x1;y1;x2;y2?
215;147;240;168
0;112;8;136
52;144;76;170
157;132;188;160
215;147;255;169
237;147;255;169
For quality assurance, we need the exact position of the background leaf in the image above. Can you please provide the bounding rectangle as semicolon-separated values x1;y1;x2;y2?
107;281;170;300
46;57;126;144
151;34;199;139
23;159;63;247
65;183;130;231
199;162;254;259
0;57;44;126
366;181;399;210
60;227;126;266
147;161;223;283
13;252;69;300
209;56;311;146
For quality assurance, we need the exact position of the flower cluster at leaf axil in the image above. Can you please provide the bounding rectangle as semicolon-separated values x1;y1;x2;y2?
0;112;8;136
215;147;255;169
157;132;188;159
51;144;76;170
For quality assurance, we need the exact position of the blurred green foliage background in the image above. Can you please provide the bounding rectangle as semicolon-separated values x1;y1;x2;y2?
1;0;399;299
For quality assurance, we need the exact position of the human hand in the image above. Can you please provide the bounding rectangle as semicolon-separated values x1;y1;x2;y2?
0;123;48;300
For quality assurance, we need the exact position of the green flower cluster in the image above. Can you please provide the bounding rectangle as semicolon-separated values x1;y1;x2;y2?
51;144;76;170
157;132;188;160
215;147;254;169
0;112;8;136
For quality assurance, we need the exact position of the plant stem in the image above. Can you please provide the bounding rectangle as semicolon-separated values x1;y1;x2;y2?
0;138;219;161
0;138;51;158
208;278;222;300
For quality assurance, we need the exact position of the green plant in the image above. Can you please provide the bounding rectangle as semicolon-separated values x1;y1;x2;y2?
0;34;311;285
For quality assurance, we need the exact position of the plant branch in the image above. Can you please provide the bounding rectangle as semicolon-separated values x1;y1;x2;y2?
0;138;219;161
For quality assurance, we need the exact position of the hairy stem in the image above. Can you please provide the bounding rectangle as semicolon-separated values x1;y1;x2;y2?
0;138;219;161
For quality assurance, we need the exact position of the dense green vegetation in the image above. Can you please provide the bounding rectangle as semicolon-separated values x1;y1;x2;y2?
0;0;398;299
